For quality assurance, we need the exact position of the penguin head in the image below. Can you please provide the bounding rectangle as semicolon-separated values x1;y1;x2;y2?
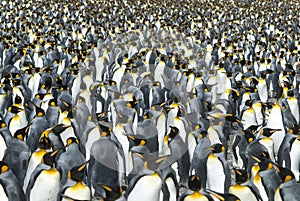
234;168;248;184
42;150;59;167
251;152;274;172
188;174;202;191
35;105;46;117
260;128;281;137
51;124;71;135
127;135;147;148
0;120;7;129
143;155;168;172
288;124;300;135
7;105;24;114
48;98;57;107
0;161;9;174
68;162;88;182
225;114;242;124
199;130;208;139
242;129;256;143
209;143;224;154
38;137;52;150
276;166;295;183
164;126;179;144
66;137;79;147
14;95;23;105
14;124;30;141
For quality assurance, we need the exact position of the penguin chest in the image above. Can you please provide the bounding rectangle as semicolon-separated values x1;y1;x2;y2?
63;182;91;200
0;136;6;160
0;184;8;201
253;175;268;201
23;150;47;191
287;97;299;123
164;177;177;201
206;154;225;193
259;138;275;161
128;174;162;201
30;169;60;201
290;139;300;180
184;191;209;201
241;108;257;129
229;185;257;201
274;186;283;201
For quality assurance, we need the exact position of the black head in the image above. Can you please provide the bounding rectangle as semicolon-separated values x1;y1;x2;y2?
169;126;179;138
277;166;295;183
188;175;201;191
210;143;224;153
68;162;88;182
35;105;45;117
127;135;147;147
260;128;281;137
51;124;70;135
234;168;248;184
0;120;7;129
8;105;23;114
0;161;9;174
49;98;57;107
66;137;79;147
42;150;59;167
38;137;52;150
14;124;30;141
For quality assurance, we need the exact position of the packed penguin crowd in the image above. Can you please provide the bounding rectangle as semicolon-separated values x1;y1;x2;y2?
0;0;300;200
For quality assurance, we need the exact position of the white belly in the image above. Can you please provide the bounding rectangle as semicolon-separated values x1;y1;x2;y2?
229;185;257;201
290;140;300;181
128;174;162;201
0;184;8;201
206;156;225;193
30;169;60;201
63;182;91;200
0;136;6;160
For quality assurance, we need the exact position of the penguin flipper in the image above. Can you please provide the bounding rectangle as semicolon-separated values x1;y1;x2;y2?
0;173;26;201
26;164;48;201
232;135;241;161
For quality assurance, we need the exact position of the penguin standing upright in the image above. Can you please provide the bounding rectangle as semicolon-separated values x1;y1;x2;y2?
0;161;26;201
60;162;91;201
180;174;213;201
56;137;85;187
2;125;30;187
274;167;300;201
206;143;230;193
229;168;261;201
126;155;167;201
266;101;286;157
26;150;60;201
23;136;53;192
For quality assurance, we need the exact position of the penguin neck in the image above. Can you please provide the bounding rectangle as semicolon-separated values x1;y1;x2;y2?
190;191;205;199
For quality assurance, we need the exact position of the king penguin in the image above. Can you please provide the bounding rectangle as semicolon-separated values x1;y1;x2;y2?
0;161;26;201
206;143;230;193
126;155;167;201
180;174;213;201
61;162;91;201
26;150;60;201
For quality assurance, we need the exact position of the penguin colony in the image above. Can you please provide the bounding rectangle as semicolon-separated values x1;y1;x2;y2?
0;0;300;200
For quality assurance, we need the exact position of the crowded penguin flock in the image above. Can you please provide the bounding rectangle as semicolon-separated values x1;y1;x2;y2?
1;0;300;200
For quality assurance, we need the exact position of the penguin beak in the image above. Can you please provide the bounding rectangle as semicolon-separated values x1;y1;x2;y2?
78;161;88;172
270;129;281;134
207;189;225;201
133;152;144;159
251;155;261;163
50;149;59;157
